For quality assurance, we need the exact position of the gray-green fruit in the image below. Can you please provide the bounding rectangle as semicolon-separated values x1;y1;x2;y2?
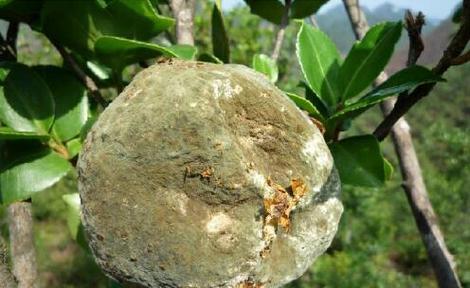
77;60;342;288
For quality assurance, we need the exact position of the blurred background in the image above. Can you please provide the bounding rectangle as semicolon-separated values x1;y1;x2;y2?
0;0;468;287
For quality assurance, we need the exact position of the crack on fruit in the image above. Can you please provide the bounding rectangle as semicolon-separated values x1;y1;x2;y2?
260;177;308;258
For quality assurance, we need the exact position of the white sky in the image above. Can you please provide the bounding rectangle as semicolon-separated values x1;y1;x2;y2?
222;0;461;20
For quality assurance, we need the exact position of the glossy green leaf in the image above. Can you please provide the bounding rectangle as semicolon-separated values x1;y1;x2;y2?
34;66;89;142
330;66;444;122
198;52;223;64
41;0;174;58
297;22;341;107
212;0;230;63
290;0;329;19
0;149;71;204
0;64;54;134
338;21;402;100
252;54;278;83
329;135;385;187
285;92;324;122
0;127;49;141
95;36;196;70
62;193;81;240
244;0;284;24
299;81;331;117
66;138;82;159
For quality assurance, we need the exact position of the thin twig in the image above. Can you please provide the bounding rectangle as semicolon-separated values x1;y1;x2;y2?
404;10;425;67
343;1;462;287
53;43;108;108
271;0;291;61
373;0;470;141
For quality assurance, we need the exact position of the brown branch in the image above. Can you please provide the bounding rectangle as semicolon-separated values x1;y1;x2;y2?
373;0;470;141
271;0;291;61
53;43;108;108
169;0;195;45
8;201;38;288
342;1;462;287
450;50;470;65
404;10;425;67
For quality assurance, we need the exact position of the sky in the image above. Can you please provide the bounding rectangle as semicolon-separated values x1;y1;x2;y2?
222;0;461;20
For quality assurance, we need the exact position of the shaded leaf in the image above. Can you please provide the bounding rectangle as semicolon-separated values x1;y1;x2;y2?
329;135;385;187
329;66;444;122
212;0;230;63
80;116;97;142
0;64;54;134
0;0;43;22
34;66;89;142
244;0;284;24
252;54;278;83
297;22;341;107
285;92;324;122
41;0;174;58
0;149;71;204
338;21;402;100
0;127;49;141
290;0;329;19
299;81;330;117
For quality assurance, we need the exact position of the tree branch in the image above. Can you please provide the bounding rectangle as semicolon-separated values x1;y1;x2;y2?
450;50;470;65
271;0;291;61
53;43;108;108
373;0;470;140
404;10;425;67
169;0;195;45
343;1;462;287
8;201;38;288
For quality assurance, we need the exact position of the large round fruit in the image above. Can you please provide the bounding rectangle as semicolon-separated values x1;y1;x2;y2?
78;60;342;288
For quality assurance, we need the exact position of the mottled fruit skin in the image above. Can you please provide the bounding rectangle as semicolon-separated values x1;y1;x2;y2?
77;60;343;288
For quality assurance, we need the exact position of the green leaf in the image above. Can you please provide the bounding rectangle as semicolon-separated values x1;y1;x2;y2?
95;36;195;70
290;0;329;19
244;0;284;24
285;92;324;122
62;193;81;240
329;66;443;122
66;138;82;159
299;81;330;117
0;64;54;134
211;0;230;63
34;66;89;142
198;52;223;64
338;21;402;100
329;135;385;187
252;54;278;83
0;127;49;141
0;149;71;204
41;0;174;58
297;22;341;107
383;157;393;181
